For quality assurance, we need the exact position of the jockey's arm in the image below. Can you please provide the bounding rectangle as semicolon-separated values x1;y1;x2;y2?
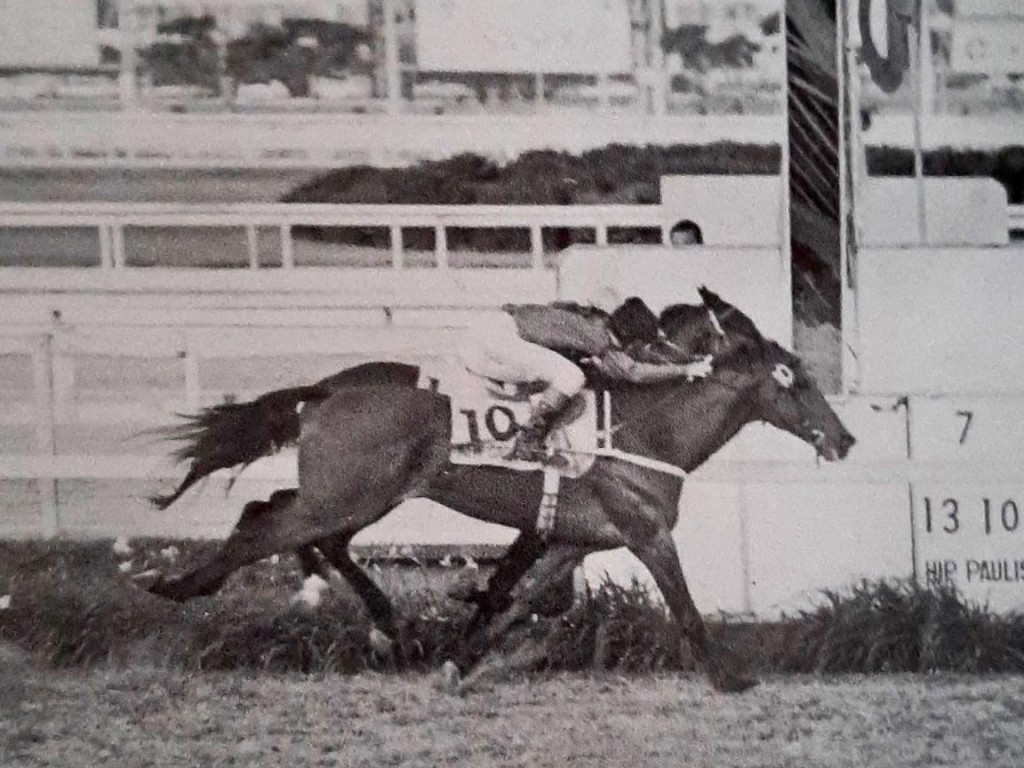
591;348;712;384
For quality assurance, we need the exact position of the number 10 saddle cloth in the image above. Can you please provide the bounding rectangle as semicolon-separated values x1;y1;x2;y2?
417;361;609;480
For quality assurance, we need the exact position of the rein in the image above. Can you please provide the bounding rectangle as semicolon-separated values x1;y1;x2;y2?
586;306;763;477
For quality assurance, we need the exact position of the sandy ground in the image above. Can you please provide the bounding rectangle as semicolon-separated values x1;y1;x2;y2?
1;666;1022;768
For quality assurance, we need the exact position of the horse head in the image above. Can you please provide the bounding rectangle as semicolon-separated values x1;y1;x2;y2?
662;287;855;462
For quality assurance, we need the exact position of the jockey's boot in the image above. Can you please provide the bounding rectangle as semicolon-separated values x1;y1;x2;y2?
508;389;573;463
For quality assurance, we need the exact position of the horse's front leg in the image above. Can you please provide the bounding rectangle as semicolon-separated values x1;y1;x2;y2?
444;544;587;693
630;529;757;693
449;531;550;627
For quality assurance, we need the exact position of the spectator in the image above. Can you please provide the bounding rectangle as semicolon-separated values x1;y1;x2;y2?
669;219;704;246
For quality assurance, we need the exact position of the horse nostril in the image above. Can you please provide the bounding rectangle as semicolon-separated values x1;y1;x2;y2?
840;430;856;455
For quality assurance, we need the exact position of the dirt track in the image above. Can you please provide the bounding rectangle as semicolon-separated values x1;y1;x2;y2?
2;668;1022;767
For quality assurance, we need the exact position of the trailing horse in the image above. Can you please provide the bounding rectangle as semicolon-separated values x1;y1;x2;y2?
144;288;854;693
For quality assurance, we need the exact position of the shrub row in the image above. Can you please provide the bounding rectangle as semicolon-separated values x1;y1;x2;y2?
284;144;1024;211
3;540;1023;676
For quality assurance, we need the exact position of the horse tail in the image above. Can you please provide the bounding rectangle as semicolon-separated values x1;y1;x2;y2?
150;383;327;510
150;362;422;511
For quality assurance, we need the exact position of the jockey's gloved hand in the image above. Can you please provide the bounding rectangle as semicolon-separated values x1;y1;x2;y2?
684;355;713;381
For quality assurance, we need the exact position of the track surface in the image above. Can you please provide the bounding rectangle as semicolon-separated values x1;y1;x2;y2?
2;666;1022;767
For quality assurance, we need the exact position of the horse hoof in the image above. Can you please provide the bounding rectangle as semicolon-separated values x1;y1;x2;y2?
440;660;463;695
368;627;395;657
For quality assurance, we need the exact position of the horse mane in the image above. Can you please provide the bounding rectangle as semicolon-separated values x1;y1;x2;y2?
550;300;609;320
660;296;771;368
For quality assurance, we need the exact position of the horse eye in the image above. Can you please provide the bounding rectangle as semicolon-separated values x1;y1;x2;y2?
772;363;795;388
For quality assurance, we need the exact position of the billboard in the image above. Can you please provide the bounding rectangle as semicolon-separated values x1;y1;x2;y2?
0;0;98;68
415;0;632;74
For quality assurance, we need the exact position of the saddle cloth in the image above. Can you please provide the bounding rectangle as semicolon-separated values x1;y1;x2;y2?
417;361;611;479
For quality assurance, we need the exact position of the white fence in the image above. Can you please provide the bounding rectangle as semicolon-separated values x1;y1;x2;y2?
0;201;665;276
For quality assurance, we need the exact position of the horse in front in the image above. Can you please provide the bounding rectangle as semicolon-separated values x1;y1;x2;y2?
140;288;854;694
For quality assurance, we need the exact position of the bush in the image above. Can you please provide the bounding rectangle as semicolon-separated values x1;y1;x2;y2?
5;540;1024;677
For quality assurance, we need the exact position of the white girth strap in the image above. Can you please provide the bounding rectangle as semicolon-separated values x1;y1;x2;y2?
591;448;688;479
536;467;561;539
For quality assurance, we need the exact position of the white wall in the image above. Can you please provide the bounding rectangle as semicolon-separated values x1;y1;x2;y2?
661;175;784;247
860;178;1008;247
856;245;1024;395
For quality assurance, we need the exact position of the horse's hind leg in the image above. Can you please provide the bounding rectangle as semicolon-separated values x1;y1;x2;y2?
630;530;757;694
142;489;301;601
312;533;399;643
145;488;387;603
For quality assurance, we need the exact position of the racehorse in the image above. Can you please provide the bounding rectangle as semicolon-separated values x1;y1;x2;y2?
143;288;855;693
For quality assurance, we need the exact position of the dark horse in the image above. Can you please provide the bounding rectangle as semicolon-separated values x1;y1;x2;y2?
145;288;855;693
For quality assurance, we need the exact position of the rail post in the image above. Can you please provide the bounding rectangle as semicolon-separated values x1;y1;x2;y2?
98;222;115;269
245;223;259;269
31;330;60;538
111;223;126;268
530;223;544;269
435;224;449;270
280;224;295;269
390;224;404;269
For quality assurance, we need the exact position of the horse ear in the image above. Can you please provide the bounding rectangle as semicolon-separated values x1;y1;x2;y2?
698;286;728;311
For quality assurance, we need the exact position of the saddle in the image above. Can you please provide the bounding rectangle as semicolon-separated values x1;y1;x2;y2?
418;362;613;539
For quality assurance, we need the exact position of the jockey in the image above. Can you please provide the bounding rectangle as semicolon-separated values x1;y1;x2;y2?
461;288;712;462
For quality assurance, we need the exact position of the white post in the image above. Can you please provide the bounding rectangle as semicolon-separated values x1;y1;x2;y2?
597;1;612;110
910;0;927;245
32;333;59;538
383;0;402;114
530;223;544;269
779;5;792;322
118;0;139;110
111;223;126;268
842;0;865;394
246;224;259;269
596;225;609;246
649;0;667;115
390;224;404;269
435;224;448;270
919;0;934;116
281;224;295;269
98;223;114;269
738;481;752;615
